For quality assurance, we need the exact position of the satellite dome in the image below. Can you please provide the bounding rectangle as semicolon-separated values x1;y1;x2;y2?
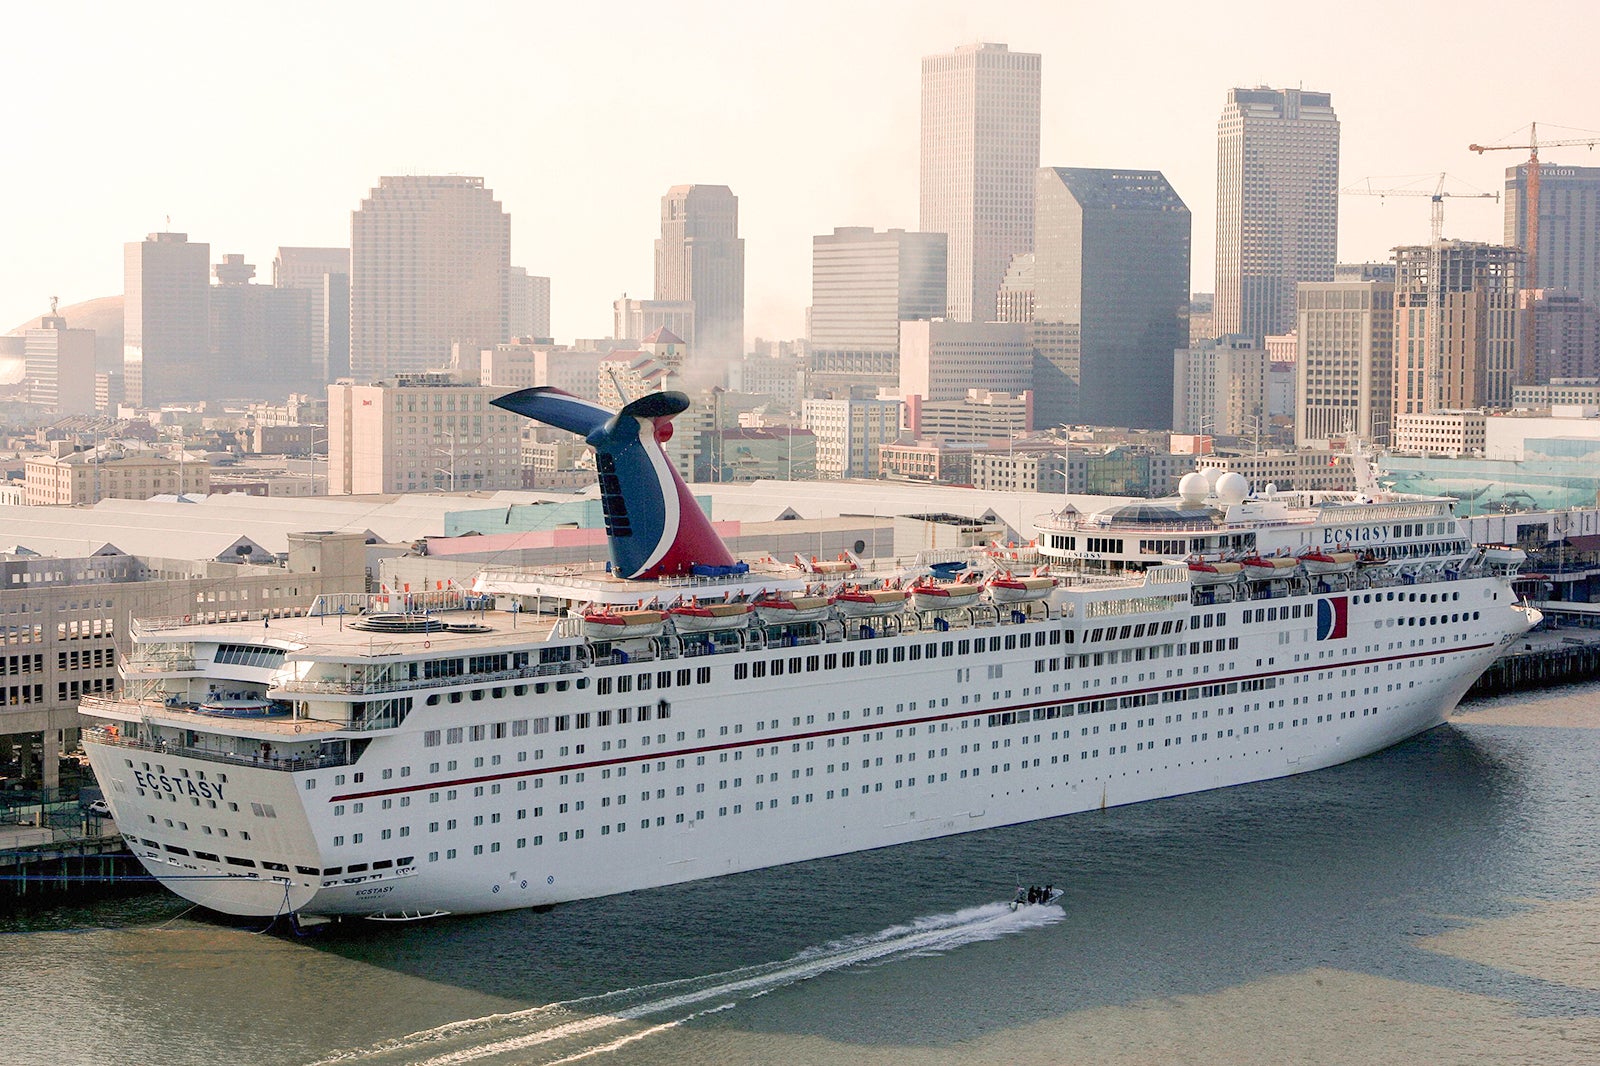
1202;467;1224;491
1178;471;1209;504
1215;471;1249;506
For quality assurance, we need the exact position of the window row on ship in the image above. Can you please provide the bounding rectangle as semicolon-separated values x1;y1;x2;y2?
120;641;1479;880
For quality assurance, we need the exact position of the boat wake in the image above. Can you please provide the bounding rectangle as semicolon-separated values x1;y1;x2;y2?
308;899;1063;1065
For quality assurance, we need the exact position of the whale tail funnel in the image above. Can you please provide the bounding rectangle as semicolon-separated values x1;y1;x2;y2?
490;387;736;579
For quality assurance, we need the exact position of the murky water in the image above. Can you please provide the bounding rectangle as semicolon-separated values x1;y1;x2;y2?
5;684;1598;1065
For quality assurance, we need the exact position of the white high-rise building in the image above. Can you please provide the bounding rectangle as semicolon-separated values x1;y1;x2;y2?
24;310;96;414
1172;334;1269;438
919;42;1040;323
1215;87;1340;342
810;227;946;350
803;397;902;479
350;176;511;381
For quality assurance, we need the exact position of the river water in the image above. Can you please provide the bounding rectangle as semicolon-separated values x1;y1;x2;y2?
4;684;1598;1065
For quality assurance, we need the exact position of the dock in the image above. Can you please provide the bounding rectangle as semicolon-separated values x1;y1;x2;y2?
1466;627;1600;698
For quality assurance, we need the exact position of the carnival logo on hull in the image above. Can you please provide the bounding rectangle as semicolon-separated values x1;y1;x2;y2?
1317;596;1349;640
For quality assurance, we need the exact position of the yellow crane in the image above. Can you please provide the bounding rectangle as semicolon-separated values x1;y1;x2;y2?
1340;174;1498;412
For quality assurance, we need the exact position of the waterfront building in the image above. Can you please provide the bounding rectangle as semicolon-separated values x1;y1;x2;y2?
350;176;511;380
1514;378;1600;407
1215;87;1340;341
1296;278;1396;448
1033;167;1190;429
655;185;743;362
1391;410;1488;456
1193;449;1354;492
920;42;1040;323
123;231;209;407
327;373;520;494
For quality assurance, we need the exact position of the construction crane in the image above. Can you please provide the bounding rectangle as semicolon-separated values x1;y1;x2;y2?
1340;173;1498;413
1468;122;1600;293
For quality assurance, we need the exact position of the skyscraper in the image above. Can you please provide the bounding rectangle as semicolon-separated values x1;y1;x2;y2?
210;254;316;400
654;184;744;365
350;176;510;381
920;43;1040;323
507;267;552;341
1295;278;1395;448
24;307;96;414
1032;167;1191;429
123;231;210;407
1392;241;1522;418
1215;87;1340;342
274;246;350;381
1504;163;1600;304
810;227;946;350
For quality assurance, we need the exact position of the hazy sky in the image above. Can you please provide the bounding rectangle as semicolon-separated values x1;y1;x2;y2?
4;0;1598;343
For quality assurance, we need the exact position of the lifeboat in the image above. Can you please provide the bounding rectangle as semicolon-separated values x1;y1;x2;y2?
1186;560;1244;585
667;599;754;632
910;574;985;611
1239;556;1300;579
1298;550;1359;575
752;592;832;624
582;608;666;640
796;553;859;575
831;585;908;618
986;572;1056;604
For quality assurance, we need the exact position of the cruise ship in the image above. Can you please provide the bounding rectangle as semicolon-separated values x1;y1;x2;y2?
79;388;1537;920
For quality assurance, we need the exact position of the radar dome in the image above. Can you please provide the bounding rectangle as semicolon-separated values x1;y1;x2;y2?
1178;471;1210;504
1215;471;1250;506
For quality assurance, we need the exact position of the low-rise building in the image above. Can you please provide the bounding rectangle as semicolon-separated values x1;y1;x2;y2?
328;373;520;495
23;444;210;505
1391;410;1488;457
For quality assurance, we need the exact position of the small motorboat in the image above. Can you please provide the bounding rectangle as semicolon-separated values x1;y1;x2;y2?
752;592;833;624
667;599;754;632
831;585;908;618
582;608;666;640
986;571;1056;603
1010;885;1064;911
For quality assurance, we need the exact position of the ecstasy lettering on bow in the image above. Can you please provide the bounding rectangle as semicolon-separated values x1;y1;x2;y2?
131;770;225;802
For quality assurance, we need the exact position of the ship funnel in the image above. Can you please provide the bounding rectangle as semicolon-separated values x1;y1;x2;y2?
491;387;736;579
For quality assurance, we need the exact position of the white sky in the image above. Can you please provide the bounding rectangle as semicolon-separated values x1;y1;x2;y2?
4;0;1598;342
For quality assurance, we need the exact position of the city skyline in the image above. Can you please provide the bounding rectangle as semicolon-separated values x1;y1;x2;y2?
3;1;1595;347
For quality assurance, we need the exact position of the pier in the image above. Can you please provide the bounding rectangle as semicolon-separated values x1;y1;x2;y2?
0;794;142;906
1466;628;1600;698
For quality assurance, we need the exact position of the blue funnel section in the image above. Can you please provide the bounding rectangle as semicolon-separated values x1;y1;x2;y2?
490;387;736;579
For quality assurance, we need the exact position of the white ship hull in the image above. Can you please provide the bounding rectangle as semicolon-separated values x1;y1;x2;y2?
82;577;1533;919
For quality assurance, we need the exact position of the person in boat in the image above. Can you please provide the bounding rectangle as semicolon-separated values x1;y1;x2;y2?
1015;886;1027;905
1044;884;1053;902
